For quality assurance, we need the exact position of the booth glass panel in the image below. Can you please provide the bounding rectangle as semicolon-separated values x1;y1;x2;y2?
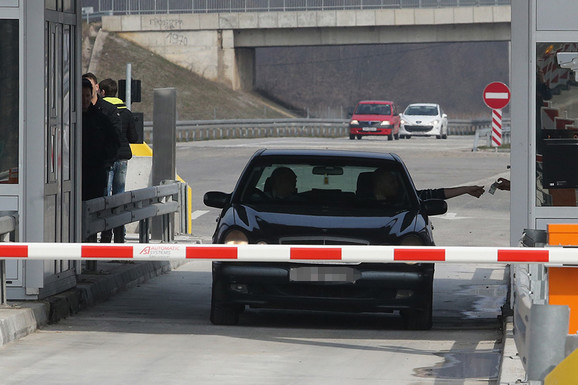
0;19;19;185
536;42;578;207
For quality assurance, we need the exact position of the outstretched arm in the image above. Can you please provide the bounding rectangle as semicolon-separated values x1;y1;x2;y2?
443;185;485;199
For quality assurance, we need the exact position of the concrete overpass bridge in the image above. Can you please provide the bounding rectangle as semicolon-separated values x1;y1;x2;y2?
101;4;511;90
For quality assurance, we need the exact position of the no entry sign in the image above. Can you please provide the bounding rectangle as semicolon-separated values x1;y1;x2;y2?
483;82;511;109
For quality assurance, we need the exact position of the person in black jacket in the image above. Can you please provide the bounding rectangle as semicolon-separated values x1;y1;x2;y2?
81;78;121;242
98;78;139;243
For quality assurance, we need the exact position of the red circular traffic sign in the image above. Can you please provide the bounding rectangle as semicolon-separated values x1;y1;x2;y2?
483;81;511;109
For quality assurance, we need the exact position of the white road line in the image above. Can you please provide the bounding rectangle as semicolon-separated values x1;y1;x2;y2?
437;212;470;220
192;210;210;220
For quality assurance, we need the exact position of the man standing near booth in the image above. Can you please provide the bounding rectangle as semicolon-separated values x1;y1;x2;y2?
98;78;139;243
81;78;120;242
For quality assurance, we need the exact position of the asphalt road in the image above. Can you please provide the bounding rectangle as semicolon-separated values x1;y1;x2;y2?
0;136;511;384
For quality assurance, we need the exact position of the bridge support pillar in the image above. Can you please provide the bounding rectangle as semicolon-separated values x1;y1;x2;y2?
233;47;255;91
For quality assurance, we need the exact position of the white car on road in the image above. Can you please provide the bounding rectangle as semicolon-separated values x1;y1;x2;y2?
400;103;448;139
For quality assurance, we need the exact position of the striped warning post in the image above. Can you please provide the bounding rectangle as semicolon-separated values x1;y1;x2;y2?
1;243;578;264
492;108;502;147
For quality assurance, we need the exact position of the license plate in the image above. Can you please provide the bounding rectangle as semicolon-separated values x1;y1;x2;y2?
362;127;377;132
289;266;360;282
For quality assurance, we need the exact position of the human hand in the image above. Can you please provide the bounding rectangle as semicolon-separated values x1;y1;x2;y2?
496;178;510;191
466;185;485;198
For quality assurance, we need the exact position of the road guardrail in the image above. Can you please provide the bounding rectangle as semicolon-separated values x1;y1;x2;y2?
141;118;501;143
82;181;188;243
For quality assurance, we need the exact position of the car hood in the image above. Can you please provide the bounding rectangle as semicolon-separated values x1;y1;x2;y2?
219;204;427;245
402;115;440;124
351;114;394;121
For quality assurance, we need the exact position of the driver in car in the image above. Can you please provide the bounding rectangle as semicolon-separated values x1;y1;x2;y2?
372;168;400;202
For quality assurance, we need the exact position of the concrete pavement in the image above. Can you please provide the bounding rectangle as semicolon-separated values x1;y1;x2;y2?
0;246;527;383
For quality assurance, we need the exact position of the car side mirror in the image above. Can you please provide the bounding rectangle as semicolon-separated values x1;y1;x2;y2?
442;113;447;119
422;199;447;216
204;191;231;209
347;107;353;117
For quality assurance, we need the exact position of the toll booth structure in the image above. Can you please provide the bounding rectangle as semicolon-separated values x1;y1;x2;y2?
511;0;578;241
0;2;83;299
511;0;578;362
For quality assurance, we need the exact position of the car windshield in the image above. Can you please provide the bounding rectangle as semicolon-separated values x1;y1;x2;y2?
404;105;439;116
237;157;418;213
355;103;391;115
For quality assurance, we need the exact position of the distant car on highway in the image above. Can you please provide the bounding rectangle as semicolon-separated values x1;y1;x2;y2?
399;103;448;139
203;148;448;329
348;100;401;140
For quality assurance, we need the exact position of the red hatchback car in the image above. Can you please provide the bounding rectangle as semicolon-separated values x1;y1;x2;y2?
349;100;401;141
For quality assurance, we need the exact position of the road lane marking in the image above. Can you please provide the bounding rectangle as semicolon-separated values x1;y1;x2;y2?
192;210;210;220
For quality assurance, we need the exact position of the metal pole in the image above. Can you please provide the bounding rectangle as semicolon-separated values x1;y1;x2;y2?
151;89;177;240
126;63;132;110
527;304;569;381
1;259;5;305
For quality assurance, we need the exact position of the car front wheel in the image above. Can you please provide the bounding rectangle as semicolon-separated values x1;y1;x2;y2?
349;134;355;140
401;285;433;330
210;278;242;325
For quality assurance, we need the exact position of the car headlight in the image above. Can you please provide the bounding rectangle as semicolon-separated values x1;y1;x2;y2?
350;120;359;125
432;120;439;126
380;120;391;126
400;234;425;246
400;119;406;125
224;229;249;245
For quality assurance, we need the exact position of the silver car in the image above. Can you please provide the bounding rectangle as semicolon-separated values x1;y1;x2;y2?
399;103;448;139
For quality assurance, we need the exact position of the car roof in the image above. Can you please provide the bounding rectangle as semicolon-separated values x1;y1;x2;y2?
357;100;394;105
254;148;402;162
406;103;439;107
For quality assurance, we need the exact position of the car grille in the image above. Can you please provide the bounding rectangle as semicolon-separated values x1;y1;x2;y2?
404;125;433;132
276;285;396;300
358;120;381;126
279;236;370;246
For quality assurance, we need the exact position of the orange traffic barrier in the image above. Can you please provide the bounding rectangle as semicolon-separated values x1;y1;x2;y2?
547;224;578;333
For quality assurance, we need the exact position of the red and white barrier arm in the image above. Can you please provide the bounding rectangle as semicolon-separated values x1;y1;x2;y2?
0;243;577;264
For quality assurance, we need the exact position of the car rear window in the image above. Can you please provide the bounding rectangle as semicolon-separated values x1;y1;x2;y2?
237;158;418;212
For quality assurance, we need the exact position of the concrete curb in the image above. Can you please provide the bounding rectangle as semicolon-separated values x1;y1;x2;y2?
0;260;178;347
498;316;527;384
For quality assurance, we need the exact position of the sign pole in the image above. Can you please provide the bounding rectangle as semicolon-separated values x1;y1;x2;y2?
492;109;503;147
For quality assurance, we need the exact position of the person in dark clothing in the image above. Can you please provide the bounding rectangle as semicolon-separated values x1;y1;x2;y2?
82;73;122;138
98;78;139;243
371;168;485;201
81;78;121;242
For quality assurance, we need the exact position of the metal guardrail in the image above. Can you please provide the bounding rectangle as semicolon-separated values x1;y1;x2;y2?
82;181;188;243
141;118;496;142
472;119;511;151
0;214;17;305
83;0;510;18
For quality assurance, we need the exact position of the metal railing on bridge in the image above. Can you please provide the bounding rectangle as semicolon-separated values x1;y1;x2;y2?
141;118;497;142
83;0;510;18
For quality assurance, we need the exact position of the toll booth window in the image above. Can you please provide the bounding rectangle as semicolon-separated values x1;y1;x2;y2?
536;43;578;207
0;20;19;185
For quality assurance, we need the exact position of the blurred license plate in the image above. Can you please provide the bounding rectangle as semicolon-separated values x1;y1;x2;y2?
290;266;360;282
362;127;377;131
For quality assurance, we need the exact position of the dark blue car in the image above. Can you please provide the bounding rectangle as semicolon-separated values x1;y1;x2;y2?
203;149;447;329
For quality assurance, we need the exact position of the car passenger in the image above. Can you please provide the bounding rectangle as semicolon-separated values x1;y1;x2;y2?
268;167;297;199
